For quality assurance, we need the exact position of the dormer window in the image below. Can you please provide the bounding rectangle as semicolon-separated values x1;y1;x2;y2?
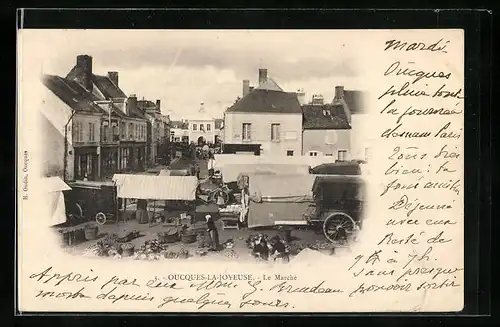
323;109;331;116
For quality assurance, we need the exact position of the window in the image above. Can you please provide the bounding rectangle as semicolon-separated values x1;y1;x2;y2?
287;150;294;156
136;125;139;139
103;123;109;142
200;124;205;132
89;122;95;141
121;122;126;139
74;122;80;141
129;123;133;139
206;124;211;131
79;122;83;141
193;124;197;131
338;150;347;161
309;151;318;157
271;123;280;141
242;123;251;140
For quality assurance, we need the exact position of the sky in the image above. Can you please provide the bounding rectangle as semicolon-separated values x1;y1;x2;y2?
20;30;367;120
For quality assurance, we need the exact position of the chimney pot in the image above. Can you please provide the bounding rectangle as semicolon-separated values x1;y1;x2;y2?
76;55;93;92
258;68;268;85
242;79;250;97
107;71;119;86
156;99;161;111
335;86;345;99
126;94;138;116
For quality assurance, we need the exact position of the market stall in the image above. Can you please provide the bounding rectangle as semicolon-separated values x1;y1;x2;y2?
112;174;198;226
44;176;71;226
65;180;117;225
219;163;310;184
247;174;316;228
159;169;190;176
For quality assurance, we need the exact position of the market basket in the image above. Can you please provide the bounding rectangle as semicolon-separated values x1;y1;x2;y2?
181;232;197;244
84;224;99;241
121;243;135;257
158;227;180;243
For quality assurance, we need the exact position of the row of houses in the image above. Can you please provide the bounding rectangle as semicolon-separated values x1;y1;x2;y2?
222;68;372;161
41;55;170;182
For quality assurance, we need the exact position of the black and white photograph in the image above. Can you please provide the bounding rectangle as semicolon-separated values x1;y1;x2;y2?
37;30;369;262
18;28;465;313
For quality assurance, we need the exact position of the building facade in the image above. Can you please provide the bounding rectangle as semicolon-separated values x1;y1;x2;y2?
301;101;351;160
224;69;303;156
329;86;369;161
41;74;104;181
41;54;157;181
170;120;189;142
138;99;170;166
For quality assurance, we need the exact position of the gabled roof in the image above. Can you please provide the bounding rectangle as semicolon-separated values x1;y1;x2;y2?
302;104;351;130
92;75;127;99
226;89;302;114
66;66;127;99
335;90;366;114
214;118;224;129
255;78;283;92
42;75;103;114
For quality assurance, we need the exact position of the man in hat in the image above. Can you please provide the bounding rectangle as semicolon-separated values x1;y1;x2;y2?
205;214;220;251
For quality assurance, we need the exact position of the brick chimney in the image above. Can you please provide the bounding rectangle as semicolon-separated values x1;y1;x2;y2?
258;68;268;85
126;94;137;116
76;55;93;91
335;86;345;99
242;80;250;97
156;100;161;112
108;71;119;86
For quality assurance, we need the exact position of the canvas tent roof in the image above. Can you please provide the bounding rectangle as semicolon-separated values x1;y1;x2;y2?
248;174;316;202
159;169;189;176
310;162;361;175
219;163;310;183
44;176;71;193
112;174;198;200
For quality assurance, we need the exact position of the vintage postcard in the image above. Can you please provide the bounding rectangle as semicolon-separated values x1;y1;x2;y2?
17;29;464;313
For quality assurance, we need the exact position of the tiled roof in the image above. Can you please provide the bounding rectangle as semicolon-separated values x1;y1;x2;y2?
137;100;156;108
66;66;127;99
255;78;283;92
127;105;146;119
339;90;366;114
302;104;351;130
214;118;224;129
92;75;127;99
42;74;104;114
226;89;302;114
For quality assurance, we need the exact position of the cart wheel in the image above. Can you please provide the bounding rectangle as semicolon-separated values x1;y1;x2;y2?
95;212;107;225
323;212;356;244
69;203;84;223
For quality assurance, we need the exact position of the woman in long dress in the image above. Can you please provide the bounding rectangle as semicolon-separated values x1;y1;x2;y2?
205;214;220;251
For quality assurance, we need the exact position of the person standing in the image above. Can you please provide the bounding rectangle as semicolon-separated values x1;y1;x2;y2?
207;152;215;178
195;163;200;180
205;214;220;251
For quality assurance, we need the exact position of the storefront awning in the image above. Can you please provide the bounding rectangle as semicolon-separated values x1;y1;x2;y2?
112;174;198;201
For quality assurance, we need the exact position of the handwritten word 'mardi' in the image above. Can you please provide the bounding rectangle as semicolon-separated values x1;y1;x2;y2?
384;61;451;84
384;39;449;53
